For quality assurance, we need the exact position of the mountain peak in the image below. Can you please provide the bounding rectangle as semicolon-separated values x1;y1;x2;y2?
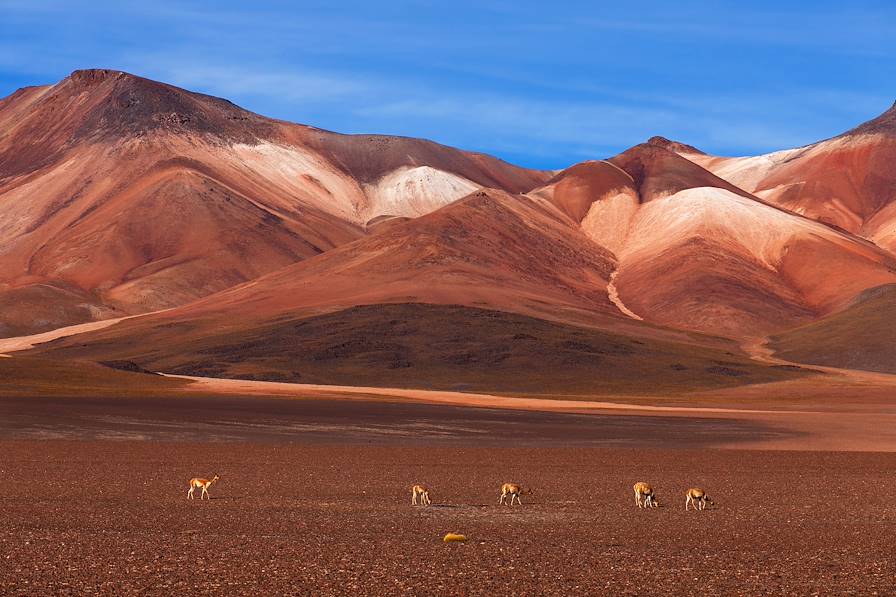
0;68;278;179
647;136;705;155
844;100;896;136
66;68;131;86
609;142;755;202
46;67;276;143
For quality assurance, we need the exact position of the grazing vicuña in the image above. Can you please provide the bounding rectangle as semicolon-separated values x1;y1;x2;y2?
500;482;529;505
633;482;659;508
685;487;714;511
187;474;220;500
411;484;431;506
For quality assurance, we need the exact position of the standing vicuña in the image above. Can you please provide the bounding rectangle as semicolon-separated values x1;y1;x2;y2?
187;474;219;500
685;487;713;510
500;482;529;505
633;482;659;508
411;484;431;506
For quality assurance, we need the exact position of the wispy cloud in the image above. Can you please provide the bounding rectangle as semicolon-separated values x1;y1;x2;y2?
354;84;895;161
1;1;894;168
140;62;371;103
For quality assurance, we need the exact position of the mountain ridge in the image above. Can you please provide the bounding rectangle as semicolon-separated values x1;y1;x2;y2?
3;69;896;389
0;69;549;336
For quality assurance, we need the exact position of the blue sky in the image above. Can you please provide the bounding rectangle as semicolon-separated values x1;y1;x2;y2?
1;1;894;169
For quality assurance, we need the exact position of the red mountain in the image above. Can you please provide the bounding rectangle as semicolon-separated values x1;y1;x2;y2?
0;69;547;336
672;102;896;250
5;70;896;387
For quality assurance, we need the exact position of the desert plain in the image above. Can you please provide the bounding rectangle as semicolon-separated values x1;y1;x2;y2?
3;67;896;595
1;331;895;594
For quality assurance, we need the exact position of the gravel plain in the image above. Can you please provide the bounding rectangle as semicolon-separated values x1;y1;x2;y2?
1;440;894;595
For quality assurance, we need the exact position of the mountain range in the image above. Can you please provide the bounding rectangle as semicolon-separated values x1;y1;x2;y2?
3;69;896;392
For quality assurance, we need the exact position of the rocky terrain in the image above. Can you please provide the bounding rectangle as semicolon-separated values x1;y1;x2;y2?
1;441;893;595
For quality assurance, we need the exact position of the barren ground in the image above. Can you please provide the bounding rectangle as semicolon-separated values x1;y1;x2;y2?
1;440;893;595
2;320;895;594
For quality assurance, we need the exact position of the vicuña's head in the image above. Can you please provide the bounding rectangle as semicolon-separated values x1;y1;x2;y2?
212;474;220;482
704;496;714;506
650;497;660;508
521;487;533;495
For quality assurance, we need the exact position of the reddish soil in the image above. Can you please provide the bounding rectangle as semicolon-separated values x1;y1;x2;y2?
1;441;893;595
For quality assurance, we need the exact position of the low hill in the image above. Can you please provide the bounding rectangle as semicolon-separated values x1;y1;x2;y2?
771;284;896;373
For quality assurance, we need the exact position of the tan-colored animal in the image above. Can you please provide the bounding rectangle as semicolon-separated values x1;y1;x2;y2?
411;484;431;506
685;487;713;510
633;482;659;508
187;474;219;500
499;482;529;505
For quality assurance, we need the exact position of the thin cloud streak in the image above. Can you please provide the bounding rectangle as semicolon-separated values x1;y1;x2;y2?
150;64;371;103
1;1;894;168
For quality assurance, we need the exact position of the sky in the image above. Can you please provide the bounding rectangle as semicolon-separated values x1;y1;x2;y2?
1;1;894;169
